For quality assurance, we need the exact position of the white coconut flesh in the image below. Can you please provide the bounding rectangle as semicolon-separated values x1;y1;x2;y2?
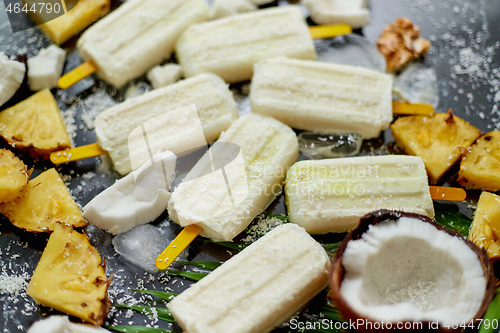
340;216;486;324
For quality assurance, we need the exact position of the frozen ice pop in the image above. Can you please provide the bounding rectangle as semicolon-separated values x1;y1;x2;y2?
302;0;370;28
250;57;393;139
210;0;256;19
82;150;176;235
94;74;238;175
76;0;209;88
285;155;435;234
168;223;330;333
168;113;299;242
175;6;316;83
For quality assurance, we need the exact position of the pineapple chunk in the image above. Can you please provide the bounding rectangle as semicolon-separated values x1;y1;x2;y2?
469;191;500;261
0;168;87;232
390;109;481;184
0;89;71;157
27;223;110;325
0;149;30;203
457;131;500;191
25;0;111;45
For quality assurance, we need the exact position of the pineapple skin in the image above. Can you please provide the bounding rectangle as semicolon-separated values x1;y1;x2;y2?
390;110;481;184
0;89;71;158
469;191;500;261
27;223;110;325
0;168;87;232
32;0;111;45
457;131;500;191
0;149;30;203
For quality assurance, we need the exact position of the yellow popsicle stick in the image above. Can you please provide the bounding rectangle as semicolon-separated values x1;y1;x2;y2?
392;101;434;116
429;186;467;202
58;60;98;89
50;143;107;165
156;224;203;270
309;24;352;39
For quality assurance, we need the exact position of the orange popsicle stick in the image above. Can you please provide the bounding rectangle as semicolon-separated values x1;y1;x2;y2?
156;224;203;270
50;143;107;165
58;60;98;89
429;186;467;202
309;24;352;39
392;101;434;116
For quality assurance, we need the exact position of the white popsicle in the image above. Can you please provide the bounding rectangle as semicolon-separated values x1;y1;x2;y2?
285;155;435;234
175;6;316;83
168;223;331;333
302;0;370;28
94;74;238;175
250;57;393;139
83;151;176;235
76;0;209;88
168;113;298;242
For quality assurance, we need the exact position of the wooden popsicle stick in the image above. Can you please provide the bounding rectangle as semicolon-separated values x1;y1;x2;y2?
155;224;204;270
309;24;352;39
58;60;98;89
50;143;107;165
429;186;467;202
392;101;434;116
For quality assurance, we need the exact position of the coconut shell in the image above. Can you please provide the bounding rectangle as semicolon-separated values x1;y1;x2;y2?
329;209;495;333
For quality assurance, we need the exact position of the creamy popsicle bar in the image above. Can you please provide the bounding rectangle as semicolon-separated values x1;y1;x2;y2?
168;113;298;242
302;0;370;28
76;0;209;88
285;155;435;234
94;74;238;175
251;57;393;139
175;6;316;83
168;223;330;333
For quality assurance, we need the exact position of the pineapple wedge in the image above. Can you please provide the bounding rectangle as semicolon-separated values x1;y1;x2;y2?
457;131;500;191
469;191;500;261
0;89;71;157
390;109;481;184
25;0;111;45
0;149;30;203
27;223;110;325
0;168;87;232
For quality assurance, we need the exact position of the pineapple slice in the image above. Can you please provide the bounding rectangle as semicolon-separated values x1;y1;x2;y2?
469;191;500;261
27;223;110;325
0;149;30;203
24;0;111;45
390;109;481;184
0;89;71;157
457;131;500;191
0;168;87;232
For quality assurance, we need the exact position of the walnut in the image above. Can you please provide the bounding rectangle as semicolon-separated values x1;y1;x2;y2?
376;17;431;72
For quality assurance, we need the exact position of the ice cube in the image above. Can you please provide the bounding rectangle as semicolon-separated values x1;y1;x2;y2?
315;34;386;72
112;224;172;271
393;63;439;109
298;132;362;160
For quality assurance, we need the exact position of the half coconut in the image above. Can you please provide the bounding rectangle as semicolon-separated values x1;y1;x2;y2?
329;210;495;332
